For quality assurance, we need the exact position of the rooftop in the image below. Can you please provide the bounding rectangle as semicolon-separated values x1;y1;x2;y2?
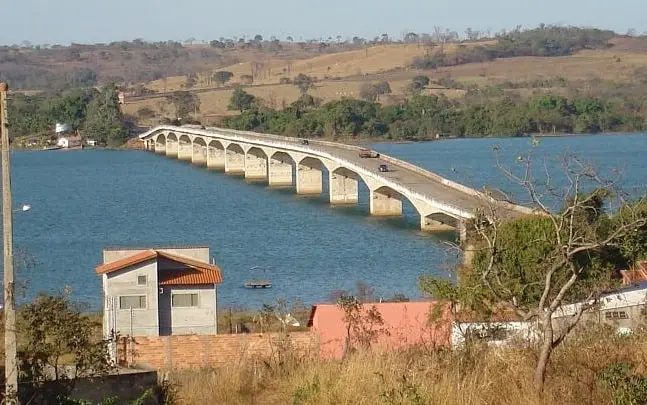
95;249;222;285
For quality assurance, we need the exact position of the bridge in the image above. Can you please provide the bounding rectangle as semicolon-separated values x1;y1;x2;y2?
139;125;535;241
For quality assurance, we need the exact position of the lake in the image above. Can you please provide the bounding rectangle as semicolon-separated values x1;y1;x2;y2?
4;133;646;310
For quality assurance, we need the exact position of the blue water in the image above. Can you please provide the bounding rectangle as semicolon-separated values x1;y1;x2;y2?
4;133;647;310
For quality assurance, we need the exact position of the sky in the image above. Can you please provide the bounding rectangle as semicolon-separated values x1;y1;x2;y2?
1;0;646;46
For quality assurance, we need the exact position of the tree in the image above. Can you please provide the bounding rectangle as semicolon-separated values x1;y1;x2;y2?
359;83;379;102
19;293;113;401
337;295;388;357
293;73;314;94
165;91;200;119
421;150;647;393
183;73;198;89
228;87;256;112
83;84;126;146
213;71;234;86
404;32;419;43
374;81;392;100
254;34;263;42
412;75;430;90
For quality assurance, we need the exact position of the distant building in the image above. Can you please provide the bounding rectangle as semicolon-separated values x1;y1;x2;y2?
307;301;451;359
86;139;97;147
96;247;223;339
554;280;647;332
56;135;82;149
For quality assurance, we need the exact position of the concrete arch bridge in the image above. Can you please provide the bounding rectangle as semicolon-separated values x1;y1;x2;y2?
139;125;535;241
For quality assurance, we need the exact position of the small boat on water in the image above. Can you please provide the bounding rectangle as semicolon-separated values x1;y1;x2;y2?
43;146;61;151
245;280;272;289
245;266;272;288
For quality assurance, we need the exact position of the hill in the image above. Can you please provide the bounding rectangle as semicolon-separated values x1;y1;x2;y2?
120;35;647;125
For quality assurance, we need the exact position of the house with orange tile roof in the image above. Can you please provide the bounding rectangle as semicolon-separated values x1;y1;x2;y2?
96;247;223;340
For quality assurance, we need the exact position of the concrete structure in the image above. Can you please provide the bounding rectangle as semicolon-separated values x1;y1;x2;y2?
96;247;223;341
307;301;451;359
139;126;536;241
56;135;82;149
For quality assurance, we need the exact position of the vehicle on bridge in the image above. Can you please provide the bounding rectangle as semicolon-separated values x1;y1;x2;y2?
359;148;380;158
301;139;309;145
378;164;389;172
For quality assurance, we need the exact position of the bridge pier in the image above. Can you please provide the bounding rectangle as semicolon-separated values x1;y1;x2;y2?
192;140;207;166
245;148;268;181
166;134;178;158
268;153;294;187
225;144;245;175
296;158;323;195
178;136;193;161
329;169;358;204
370;188;402;216
155;138;166;154
207;141;225;169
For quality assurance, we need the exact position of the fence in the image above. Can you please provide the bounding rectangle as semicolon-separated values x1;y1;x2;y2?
119;332;319;370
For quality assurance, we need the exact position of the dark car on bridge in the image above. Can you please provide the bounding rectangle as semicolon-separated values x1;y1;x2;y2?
378;164;389;172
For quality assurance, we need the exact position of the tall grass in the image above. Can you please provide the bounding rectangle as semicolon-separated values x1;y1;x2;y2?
170;325;647;405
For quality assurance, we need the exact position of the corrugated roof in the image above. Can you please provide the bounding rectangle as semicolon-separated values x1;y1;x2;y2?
95;249;223;285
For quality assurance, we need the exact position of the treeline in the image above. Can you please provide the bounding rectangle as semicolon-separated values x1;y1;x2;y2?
222;91;644;139
412;25;615;69
9;85;129;146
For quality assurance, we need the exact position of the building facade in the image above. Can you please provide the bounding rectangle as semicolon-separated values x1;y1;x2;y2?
96;247;223;339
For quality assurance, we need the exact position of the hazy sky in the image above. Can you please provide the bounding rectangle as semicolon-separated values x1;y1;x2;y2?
2;0;645;45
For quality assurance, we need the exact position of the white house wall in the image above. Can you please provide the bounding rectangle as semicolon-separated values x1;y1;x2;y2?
104;260;159;337
159;285;217;335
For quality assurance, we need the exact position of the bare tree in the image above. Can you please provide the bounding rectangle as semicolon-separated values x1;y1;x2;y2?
422;147;647;393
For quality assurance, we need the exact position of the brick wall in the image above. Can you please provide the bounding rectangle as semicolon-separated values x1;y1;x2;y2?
121;332;318;370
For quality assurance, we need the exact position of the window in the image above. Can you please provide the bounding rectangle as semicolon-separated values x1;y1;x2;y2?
119;295;146;309
172;293;199;308
605;311;629;320
137;275;147;286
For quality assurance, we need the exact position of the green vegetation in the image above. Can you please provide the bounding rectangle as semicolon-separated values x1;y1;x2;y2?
412;25;615;69
421;150;647;391
223;91;644;139
8;85;129;146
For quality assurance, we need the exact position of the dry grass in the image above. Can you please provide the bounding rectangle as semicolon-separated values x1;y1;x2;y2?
170;326;647;405
127;39;647;123
123;79;463;122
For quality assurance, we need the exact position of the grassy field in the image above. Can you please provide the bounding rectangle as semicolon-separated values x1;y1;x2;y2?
169;325;647;405
123;37;647;125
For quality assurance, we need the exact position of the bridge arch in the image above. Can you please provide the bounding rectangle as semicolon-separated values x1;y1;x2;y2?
269;151;296;187
245;147;269;181
296;156;329;195
192;137;207;166
207;140;225;169
166;133;178;157
154;133;166;154
225;143;245;174
178;134;192;161
329;166;369;205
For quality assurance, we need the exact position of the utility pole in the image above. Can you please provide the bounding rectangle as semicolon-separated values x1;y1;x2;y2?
0;82;18;403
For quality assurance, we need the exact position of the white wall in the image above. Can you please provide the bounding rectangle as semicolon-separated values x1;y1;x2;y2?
158;285;217;335
104;260;159;337
451;321;538;348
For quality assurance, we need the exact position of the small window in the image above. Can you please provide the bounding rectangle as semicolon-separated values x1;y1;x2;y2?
605;311;629;320
172;293;199;308
119;295;146;309
137;275;147;286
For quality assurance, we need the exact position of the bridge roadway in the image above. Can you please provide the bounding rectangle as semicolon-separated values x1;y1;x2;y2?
139;125;535;239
